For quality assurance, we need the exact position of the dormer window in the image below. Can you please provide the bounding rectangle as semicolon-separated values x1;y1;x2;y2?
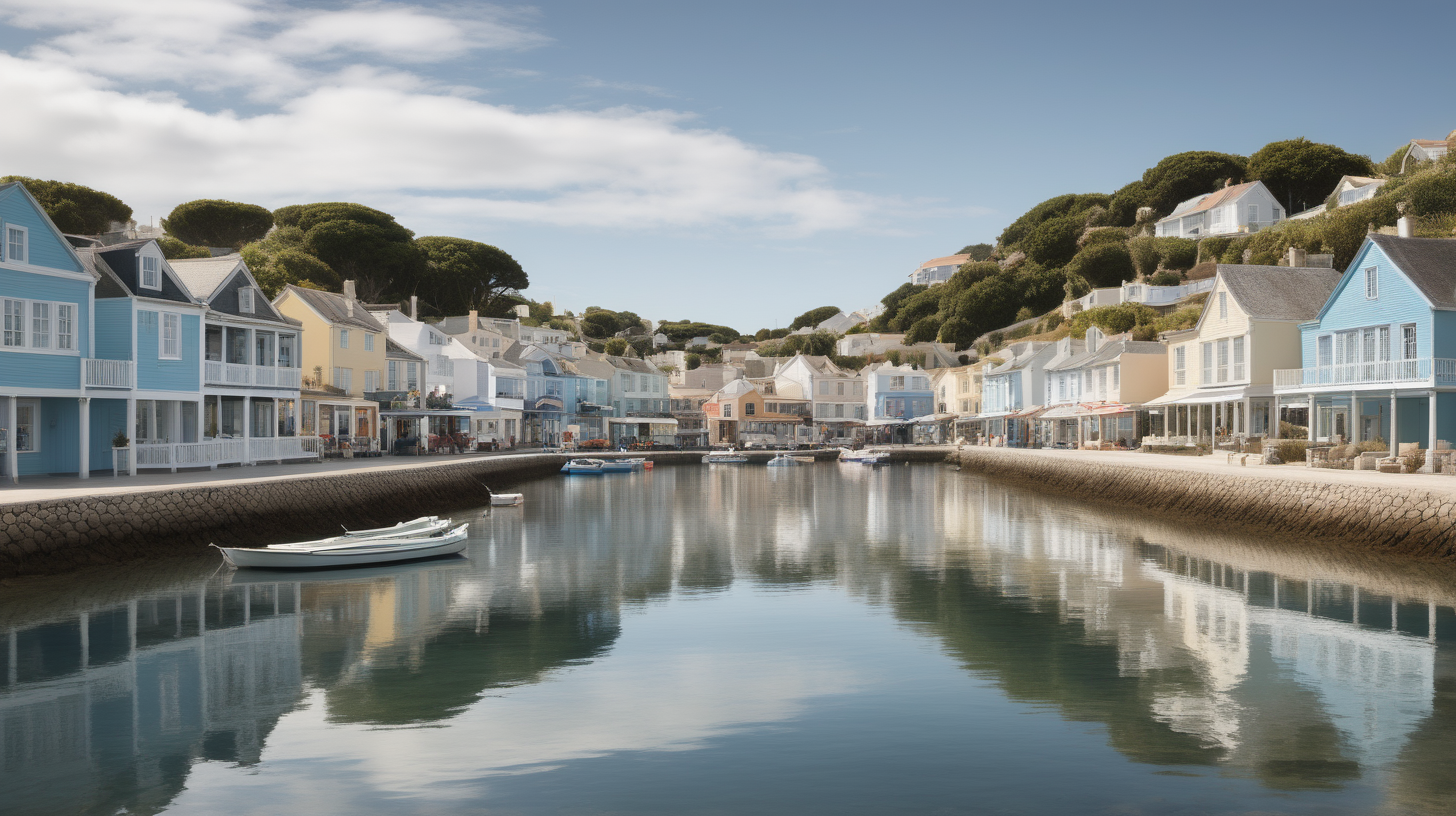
5;225;26;264
141;255;160;289
238;286;255;313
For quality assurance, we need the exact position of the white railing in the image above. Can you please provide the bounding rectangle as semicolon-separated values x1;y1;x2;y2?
248;436;322;462
85;358;133;388
1273;358;1456;390
204;361;303;390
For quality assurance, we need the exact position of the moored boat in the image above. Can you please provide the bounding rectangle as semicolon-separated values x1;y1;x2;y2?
561;458;608;474
766;454;797;467
340;516;442;538
216;524;470;569
703;449;749;464
490;493;524;506
838;447;890;465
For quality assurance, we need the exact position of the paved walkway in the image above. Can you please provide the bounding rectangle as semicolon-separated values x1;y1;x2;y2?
0;452;547;506
957;445;1456;494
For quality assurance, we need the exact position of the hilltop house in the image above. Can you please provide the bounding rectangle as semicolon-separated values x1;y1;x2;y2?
909;254;970;286
1273;231;1456;466
1398;134;1454;174
1154;181;1285;239
1146;260;1341;447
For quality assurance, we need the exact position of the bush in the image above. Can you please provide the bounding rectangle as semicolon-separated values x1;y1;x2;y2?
162;199;274;249
1149;270;1181;286
1080;227;1129;248
1128;236;1161;277
1247;138;1375;215
1279;421;1307;439
998;193;1112;247
1068;303;1159;338
1395;169;1456;216
1067;242;1134;288
157;236;211;260
1274;439;1309;464
1155;237;1198;271
1020;214;1083;267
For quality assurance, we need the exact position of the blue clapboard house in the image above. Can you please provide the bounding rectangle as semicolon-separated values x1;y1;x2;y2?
1274;231;1456;467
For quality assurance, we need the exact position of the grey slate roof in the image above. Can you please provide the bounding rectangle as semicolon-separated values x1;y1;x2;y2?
75;247;130;299
1368;234;1456;309
282;284;384;331
1217;265;1342;320
385;337;425;361
169;256;241;300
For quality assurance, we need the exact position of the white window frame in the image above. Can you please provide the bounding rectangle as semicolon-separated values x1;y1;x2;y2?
889;375;905;390
1402;324;1418;360
14;399;39;453
1202;342;1214;383
364;370;380;392
238;287;255;313
387;360;400;391
1;297;80;355
1364;267;1378;299
1232;336;1245;381
140;254;161;290
29;301;50;350
1218;292;1228;320
160;312;181;360
1174;346;1186;386
334;367;353;391
365;333;375;352
56;304;74;351
5;225;28;265
339;329;349;349
1217;339;1229;383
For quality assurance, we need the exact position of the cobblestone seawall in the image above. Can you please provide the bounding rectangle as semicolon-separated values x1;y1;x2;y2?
0;452;701;580
952;447;1456;561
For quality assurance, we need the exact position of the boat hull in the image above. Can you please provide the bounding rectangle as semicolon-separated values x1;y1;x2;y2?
219;527;469;569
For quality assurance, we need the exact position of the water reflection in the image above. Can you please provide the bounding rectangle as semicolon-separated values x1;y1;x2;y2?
2;465;1456;814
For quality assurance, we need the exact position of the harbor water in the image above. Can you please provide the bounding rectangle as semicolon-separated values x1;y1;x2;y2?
4;462;1456;815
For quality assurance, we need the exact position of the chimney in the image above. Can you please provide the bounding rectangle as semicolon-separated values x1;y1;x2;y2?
411;295;419;320
514;304;530;319
1287;247;1306;267
468;308;477;328
342;280;355;318
1398;216;1414;238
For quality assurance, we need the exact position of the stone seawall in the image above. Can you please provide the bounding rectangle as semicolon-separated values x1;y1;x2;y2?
0;452;703;580
953;447;1456;561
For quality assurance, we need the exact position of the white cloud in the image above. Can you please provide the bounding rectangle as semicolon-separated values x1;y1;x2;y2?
0;1;892;235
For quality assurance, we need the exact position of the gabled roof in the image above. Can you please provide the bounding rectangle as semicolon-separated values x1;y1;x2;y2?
710;379;757;401
1365;234;1456;310
1160;181;1264;222
385;337;425;361
94;239;199;305
169;256;243;300
1215;265;1342;321
74;247;130;299
280;284;384;331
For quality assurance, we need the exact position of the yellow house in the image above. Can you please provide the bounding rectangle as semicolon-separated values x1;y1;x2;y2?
1145;263;1340;445
273;282;388;451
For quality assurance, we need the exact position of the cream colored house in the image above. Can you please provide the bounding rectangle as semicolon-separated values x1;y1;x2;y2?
1038;328;1166;448
1144;264;1340;446
273;281;387;399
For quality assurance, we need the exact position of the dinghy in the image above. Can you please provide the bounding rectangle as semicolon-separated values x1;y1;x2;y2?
491;493;524;506
561;458;607;474
216;523;470;570
703;450;749;464
341;516;443;538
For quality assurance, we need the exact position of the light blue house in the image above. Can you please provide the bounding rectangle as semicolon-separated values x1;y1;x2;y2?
1273;232;1456;465
0;181;108;481
863;361;933;444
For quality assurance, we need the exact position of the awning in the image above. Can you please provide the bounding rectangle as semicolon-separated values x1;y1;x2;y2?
526;396;565;412
607;417;679;426
866;417;914;426
1144;390;1194;407
1039;405;1082;419
1171;384;1274;405
1009;405;1046;419
381;409;475;419
912;412;959;424
1085;402;1133;416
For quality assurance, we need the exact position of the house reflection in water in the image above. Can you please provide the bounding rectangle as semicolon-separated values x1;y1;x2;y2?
0;581;304;815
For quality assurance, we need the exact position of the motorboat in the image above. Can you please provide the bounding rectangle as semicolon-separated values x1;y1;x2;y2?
561;458;608;474
766;454;800;467
215;524;470;569
703;450;749;464
600;458;642;473
341;516;443;538
490;493;524;506
838;448;890;465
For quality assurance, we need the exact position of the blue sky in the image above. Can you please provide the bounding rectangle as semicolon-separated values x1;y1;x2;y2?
1;1;1451;332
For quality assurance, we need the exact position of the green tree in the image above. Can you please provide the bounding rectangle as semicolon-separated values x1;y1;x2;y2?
161;199;273;249
156;236;211;260
957;243;994;261
2;176;132;235
1066;242;1135;289
1247;138;1375;215
1106;180;1149;227
415;236;528;316
998;193;1111;247
240;225;342;297
790;305;841;330
904;316;942;344
603;338;630;356
685;353;702;370
1139;151;1248;217
273;202;422;301
1020;214;1082;267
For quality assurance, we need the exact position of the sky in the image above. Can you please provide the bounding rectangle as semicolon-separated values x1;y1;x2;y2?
1;0;1453;332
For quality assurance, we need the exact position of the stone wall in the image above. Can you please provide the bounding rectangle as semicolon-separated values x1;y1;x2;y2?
952;447;1456;561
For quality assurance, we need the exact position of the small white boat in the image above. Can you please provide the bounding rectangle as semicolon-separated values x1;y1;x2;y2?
216;524;470;569
838;448;890;465
491;493;524;506
703;449;749;464
766;454;797;467
561;458;607;474
341;516;441;538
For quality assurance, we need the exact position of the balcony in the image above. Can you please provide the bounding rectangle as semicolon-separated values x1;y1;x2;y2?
204;361;303;389
1273;358;1456;391
84;358;132;388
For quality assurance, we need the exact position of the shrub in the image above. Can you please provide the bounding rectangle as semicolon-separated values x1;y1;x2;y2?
1184;261;1217;280
1128;236;1161;277
1068;303;1159;338
1020;214;1083;267
1066;242;1135;288
1247;138;1375;214
162;199;274;249
157;236;211;260
1274;439;1309;464
1395;169;1456;216
998;193;1112;247
1149;270;1181;286
1043;312;1064;330
1280;421;1307;439
1080;227;1129;247
1155;237;1198;271
1140;151;1249;217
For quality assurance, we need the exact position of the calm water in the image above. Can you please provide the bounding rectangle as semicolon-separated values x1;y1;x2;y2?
4;464;1456;815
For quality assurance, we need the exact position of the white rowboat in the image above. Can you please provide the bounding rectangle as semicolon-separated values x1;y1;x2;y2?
491;493;525;506
216;524;469;569
340;516;442;538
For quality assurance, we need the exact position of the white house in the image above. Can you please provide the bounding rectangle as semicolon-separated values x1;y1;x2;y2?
1399;134;1454;174
774;355;866;443
909;253;970;286
1155;181;1285;239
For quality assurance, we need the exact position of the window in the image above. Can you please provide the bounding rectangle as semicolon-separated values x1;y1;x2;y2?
1232;336;1245;380
1317;335;1332;367
854;382;862;395
1174;347;1186;386
406;363;419;390
1365;267;1378;299
1112;365;1120;389
364;333;375;352
1217;339;1229;382
1247;204;1259;224
238;287;254;313
339;329;349;349
29;302;49;349
1084;370;1093;390
1218;292;1227;320
834;403;845;418
388;360;400;390
1402;324;1418;359
56;304;73;350
1212;207;1224;228
334;367;352;391
1202;342;1214;383
1361;328;1376;364
2;299;23;347
141;255;160;289
1058;375;1067;401
279;335;294;367
14;400;37;452
723;403;732;419
5;225;27;263
159;312;181;359
745;402;756;416
1378;326;1390;361
819;381;829;395
365;370;380;392
890;375;905;390
1097;368;1107;396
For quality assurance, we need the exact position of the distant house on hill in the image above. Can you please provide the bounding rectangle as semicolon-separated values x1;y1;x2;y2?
1289;175;1386;220
1154;181;1284;239
909;254;970;286
1399;134;1454;173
